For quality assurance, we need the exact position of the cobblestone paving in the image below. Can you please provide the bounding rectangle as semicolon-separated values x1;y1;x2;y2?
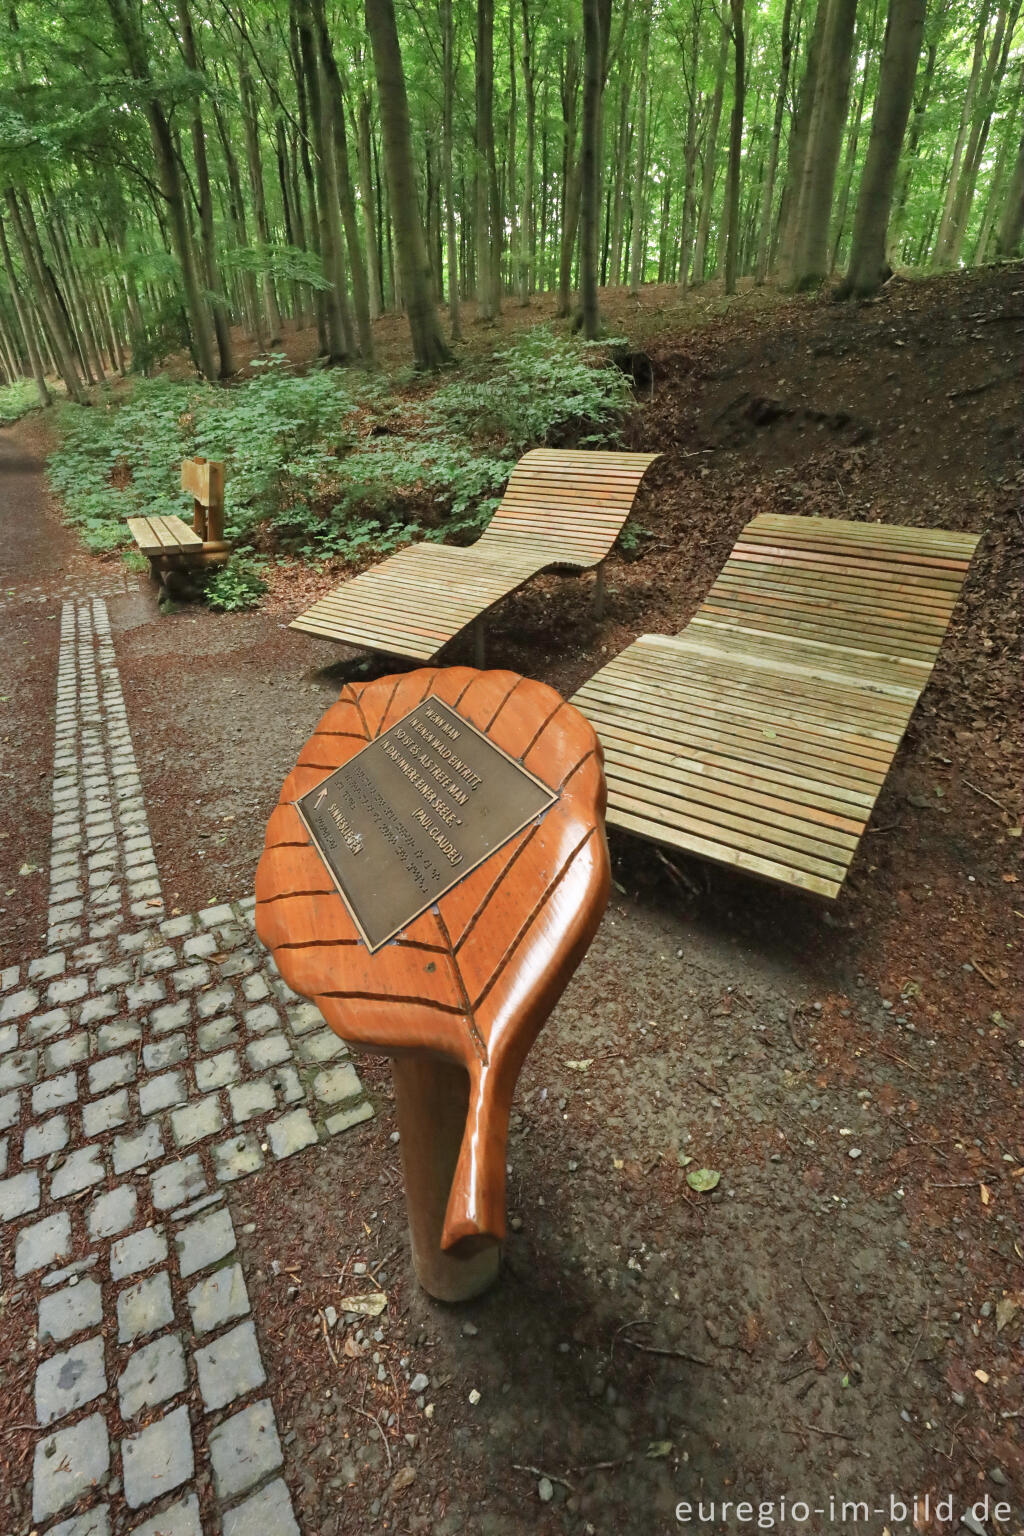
1;594;374;1534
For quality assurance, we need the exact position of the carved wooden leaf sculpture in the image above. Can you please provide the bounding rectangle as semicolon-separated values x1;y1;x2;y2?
255;667;609;1249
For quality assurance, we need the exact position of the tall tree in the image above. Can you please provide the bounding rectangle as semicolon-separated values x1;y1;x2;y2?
579;0;612;337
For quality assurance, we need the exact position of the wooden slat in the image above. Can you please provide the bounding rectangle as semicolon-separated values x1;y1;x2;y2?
571;513;978;899
126;514;203;555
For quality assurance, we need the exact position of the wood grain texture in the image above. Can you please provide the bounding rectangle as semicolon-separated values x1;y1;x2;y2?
289;448;659;659
255;667;610;1251
572;513;979;898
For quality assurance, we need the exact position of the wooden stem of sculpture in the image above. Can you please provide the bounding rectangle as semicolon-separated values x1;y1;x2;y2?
391;1055;502;1302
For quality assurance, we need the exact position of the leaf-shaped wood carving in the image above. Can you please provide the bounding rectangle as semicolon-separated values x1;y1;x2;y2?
255;667;609;1250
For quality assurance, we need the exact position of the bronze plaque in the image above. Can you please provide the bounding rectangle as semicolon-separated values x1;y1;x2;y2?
294;695;557;952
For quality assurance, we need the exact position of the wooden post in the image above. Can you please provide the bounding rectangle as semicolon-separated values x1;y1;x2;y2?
391;1056;501;1301
205;460;225;545
592;562;605;620
192;455;208;540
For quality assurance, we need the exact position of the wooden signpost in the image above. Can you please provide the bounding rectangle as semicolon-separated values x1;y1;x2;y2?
255;668;609;1301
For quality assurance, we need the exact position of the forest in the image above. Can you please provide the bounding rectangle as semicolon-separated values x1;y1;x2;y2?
0;0;1021;390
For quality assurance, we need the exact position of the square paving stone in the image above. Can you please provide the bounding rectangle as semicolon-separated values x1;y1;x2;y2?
32;1412;110;1523
16;1210;72;1276
95;1020;142;1055
196;984;234;1020
79;993;116;1027
0;1023;18;1055
171;1094;223;1148
300;1028;347;1063
47;1504;111;1536
24;1112;70;1161
127;978;165;1010
287;1001;324;1036
118;1330;187;1419
112;1122;164;1175
1;986;40;1021
46;1036;88;1073
326;1100;375;1136
197;1015;240;1052
245;1034;292;1072
39;1277;103;1344
267;1108;318;1160
117;1270;175;1342
51;1145;105;1199
111;1224;168;1280
129;1491;201;1536
47;976;88;1006
242;1003;279;1036
268;1064;304;1105
213;1133;264;1184
26;1007;72;1044
187;1261;250;1335
227;1079;275;1124
88;1184;137;1239
143;1033;188;1072
222;1476;299;1536
240;973;269;1003
174;1204;235;1279
82;1089;130;1139
195;1319;265;1412
183;933;217;961
35;1334;107;1424
122;1404;194;1510
87;1052;136;1095
173;964;211;993
313;1064;363;1106
207;1396;281;1497
151;1155;207;1211
150;1000;190;1036
0;1088;19;1130
33;1066;77;1110
139;1071;188;1116
195;1049;240;1093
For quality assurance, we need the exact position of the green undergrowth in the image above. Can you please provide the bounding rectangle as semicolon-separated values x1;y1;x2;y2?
47;329;634;581
0;377;44;426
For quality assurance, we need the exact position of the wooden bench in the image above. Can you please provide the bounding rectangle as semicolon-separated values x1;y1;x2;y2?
290;448;660;664
127;457;231;586
571;514;980;898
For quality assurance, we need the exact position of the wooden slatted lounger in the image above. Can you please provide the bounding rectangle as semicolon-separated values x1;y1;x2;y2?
571;514;980;898
290;448;660;663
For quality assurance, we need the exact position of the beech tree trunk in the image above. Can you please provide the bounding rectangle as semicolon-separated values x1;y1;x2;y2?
785;0;859;290
932;0;993;265
557;38;582;317
0;214;50;405
475;0;501;320
691;25;729;285
518;0;536;302
365;0;452;368
179;0;234;376
580;0;611;337
840;0;927;297
994;127;1024;256
628;0;651;295
314;0;374;362
724;0;746;295
944;0;1020;267
755;0;794;283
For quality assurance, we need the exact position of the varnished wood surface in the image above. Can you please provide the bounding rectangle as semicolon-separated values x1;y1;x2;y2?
255;668;610;1254
126;514;203;556
572;514;979;899
290;448;659;659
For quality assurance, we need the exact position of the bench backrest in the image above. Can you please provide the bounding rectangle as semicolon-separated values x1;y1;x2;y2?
181;457;225;542
477;448;659;569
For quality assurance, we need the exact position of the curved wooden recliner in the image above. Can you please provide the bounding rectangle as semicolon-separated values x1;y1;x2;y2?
290;448;659;661
255;667;610;1300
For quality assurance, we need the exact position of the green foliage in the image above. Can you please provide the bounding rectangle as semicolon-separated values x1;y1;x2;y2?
0;378;42;425
424;328;633;451
48;334;634;569
202;557;268;611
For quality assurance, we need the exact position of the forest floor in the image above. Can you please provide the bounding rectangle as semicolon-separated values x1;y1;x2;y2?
0;266;1021;1536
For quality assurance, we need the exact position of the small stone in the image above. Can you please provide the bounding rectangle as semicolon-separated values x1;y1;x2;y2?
266;1107;318;1160
196;1049;240;1092
208;1398;283;1500
35;1334;107;1424
410;1373;429;1394
16;1210;72;1276
87;1184;137;1239
38;1278;103;1344
24;1112;70;1162
538;1476;554;1503
111;1225;168;1280
195;1319;266;1411
117;1270;175;1342
245;1033;292;1071
87;1051;135;1096
187;1261;250;1335
143;1033;187;1071
118;1331;187;1418
462;1321;479;1337
468;1388;481;1405
33;1067;77;1111
32;1413;110;1522
174;1204;236;1278
122;1404;194;1510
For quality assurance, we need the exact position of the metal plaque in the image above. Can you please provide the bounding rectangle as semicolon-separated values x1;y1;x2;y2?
294;695;558;952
